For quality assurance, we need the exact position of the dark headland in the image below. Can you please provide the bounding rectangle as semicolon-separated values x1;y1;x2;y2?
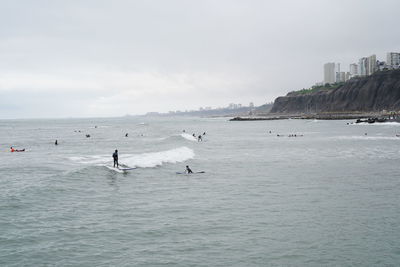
231;69;400;121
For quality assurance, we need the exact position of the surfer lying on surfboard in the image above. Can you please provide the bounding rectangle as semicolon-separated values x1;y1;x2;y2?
10;147;25;152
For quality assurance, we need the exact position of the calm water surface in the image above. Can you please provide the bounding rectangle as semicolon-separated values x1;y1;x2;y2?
1;117;400;266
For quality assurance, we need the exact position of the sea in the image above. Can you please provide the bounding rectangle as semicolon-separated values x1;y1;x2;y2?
1;116;400;266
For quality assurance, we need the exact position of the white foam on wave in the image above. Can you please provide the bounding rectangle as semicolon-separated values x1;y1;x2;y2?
350;122;400;126
122;146;194;168
180;133;197;142
68;146;194;168
332;136;400;141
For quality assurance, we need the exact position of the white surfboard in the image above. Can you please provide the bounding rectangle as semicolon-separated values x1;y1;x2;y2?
105;166;136;173
176;171;205;175
105;166;125;173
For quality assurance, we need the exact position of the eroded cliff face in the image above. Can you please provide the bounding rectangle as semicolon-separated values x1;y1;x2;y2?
270;70;400;113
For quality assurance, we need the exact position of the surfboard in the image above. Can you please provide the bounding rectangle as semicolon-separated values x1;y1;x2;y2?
176;171;205;174
106;166;136;173
106;166;124;173
119;167;137;171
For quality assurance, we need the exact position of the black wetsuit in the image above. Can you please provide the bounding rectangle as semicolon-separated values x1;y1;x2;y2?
186;167;193;174
113;151;118;167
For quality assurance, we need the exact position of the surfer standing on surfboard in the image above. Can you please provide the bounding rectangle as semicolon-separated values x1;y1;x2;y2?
112;150;119;168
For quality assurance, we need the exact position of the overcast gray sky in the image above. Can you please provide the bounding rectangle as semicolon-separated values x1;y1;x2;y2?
0;0;399;118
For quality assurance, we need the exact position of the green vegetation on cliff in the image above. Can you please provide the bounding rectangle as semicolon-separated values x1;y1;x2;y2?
271;70;400;113
288;82;345;96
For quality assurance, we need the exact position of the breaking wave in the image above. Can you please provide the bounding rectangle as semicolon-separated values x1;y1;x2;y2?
332;135;400;141
68;146;194;168
180;133;197;142
350;122;400;126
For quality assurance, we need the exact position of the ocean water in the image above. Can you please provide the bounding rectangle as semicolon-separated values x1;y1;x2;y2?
1;117;400;266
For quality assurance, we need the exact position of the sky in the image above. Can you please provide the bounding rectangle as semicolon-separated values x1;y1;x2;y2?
0;0;399;118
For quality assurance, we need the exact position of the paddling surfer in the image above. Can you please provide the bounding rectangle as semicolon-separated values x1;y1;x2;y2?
10;146;25;152
185;165;193;174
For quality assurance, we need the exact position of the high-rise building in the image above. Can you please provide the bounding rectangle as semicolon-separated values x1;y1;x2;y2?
335;63;341;83
387;52;400;69
324;62;336;84
358;55;377;76
358;57;368;76
345;72;351;81
368;54;377;75
349;63;358;76
338;72;346;82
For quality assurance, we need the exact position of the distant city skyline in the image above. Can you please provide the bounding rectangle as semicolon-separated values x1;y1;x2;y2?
322;51;399;85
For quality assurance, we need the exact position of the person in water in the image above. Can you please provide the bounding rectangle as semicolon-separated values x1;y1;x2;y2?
125;133;128;137
113;149;119;168
185;165;193;174
10;147;25;152
198;135;202;142
55;140;58;145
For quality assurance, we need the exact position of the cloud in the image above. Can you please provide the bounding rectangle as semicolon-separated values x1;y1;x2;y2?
0;0;399;118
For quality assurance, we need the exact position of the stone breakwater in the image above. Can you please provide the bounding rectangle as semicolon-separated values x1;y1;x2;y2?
229;112;388;121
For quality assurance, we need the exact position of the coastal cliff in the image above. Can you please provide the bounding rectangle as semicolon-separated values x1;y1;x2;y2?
270;70;400;113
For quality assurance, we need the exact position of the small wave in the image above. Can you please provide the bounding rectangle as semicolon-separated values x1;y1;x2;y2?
180;133;197;142
332;136;400;141
68;155;107;164
350;122;400;126
122;146;194;168
68;146;194;168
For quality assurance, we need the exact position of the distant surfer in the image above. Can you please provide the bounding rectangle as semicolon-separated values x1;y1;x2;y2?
203;132;206;135
55;140;58;145
113;149;119;168
185;165;193;174
125;133;128;137
198;135;202;142
192;133;196;137
10;146;25;152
